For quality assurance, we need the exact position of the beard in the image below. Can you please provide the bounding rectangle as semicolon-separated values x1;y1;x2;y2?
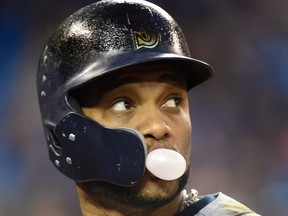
76;169;189;210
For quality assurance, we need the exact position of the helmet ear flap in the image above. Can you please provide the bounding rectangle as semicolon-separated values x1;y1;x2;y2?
44;125;62;160
68;97;83;114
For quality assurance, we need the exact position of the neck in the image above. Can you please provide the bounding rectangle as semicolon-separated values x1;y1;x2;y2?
76;184;183;216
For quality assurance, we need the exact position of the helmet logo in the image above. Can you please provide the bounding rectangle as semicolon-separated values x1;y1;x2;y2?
133;29;159;49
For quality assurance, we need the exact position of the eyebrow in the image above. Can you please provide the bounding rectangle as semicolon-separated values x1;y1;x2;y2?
75;69;187;107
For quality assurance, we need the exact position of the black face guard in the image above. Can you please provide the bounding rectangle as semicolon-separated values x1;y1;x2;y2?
47;112;147;186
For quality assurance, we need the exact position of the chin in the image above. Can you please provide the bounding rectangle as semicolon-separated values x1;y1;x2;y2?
77;170;189;209
131;171;181;199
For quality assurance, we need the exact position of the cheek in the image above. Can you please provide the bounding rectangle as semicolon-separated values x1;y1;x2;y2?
174;115;192;159
182;124;192;158
82;107;106;124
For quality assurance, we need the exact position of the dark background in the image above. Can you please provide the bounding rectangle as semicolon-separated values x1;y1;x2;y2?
1;0;288;215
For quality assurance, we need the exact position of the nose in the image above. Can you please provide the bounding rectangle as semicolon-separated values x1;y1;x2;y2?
136;106;172;147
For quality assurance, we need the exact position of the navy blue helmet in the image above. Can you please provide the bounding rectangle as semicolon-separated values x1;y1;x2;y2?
37;0;214;187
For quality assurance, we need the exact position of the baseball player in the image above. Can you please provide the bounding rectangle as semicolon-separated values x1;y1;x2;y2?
36;0;261;215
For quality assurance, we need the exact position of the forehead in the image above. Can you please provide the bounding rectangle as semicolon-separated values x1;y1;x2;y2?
71;62;187;102
107;62;187;89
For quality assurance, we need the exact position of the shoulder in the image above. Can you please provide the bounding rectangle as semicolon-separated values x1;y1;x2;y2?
196;192;261;216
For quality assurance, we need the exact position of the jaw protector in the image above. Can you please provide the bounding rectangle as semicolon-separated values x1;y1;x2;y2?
48;112;147;186
37;0;214;187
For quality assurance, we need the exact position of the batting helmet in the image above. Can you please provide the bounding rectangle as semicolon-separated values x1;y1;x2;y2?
37;0;214;186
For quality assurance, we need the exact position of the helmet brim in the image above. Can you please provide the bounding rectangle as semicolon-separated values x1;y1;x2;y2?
66;51;214;92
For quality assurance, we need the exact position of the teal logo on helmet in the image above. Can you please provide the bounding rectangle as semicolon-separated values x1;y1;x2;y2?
133;29;159;49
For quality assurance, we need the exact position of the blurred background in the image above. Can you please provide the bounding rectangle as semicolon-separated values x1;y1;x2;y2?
0;0;287;215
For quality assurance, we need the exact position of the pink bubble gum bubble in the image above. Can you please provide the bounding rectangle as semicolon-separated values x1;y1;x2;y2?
145;149;186;181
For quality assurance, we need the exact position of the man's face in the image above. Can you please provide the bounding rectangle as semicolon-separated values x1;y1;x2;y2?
76;63;192;209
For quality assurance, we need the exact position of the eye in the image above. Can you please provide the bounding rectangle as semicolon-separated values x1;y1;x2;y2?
111;99;132;111
163;97;182;108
